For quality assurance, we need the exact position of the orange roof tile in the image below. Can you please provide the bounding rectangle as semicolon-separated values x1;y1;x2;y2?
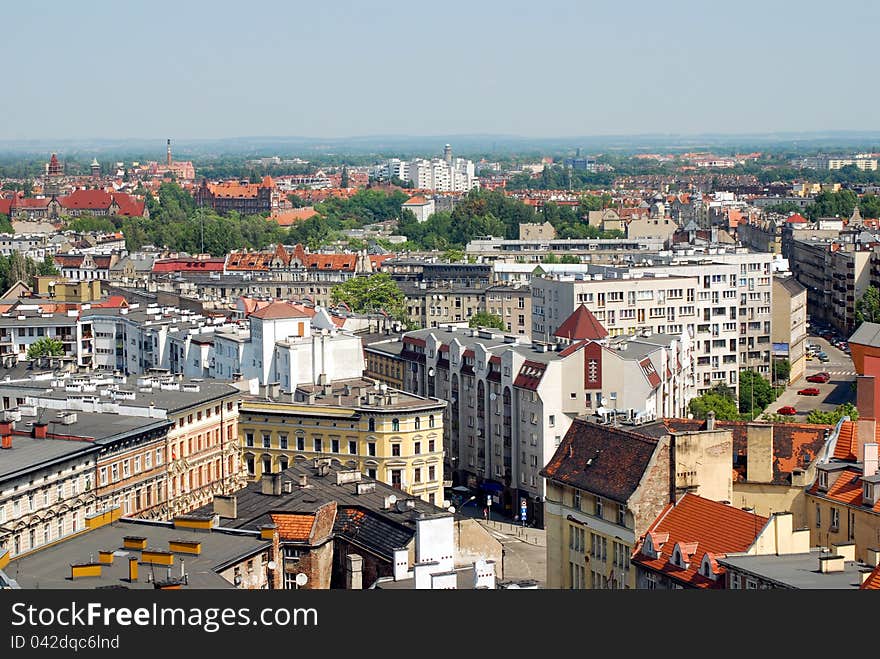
834;420;858;460
270;513;316;542
860;564;880;589
554;304;608;341
633;493;768;589
249;301;310;320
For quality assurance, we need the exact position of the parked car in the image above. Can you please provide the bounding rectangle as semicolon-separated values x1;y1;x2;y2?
798;387;821;396
818;355;830;363
777;406;797;415
806;372;831;383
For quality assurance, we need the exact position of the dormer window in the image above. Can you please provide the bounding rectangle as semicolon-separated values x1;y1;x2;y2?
818;470;828;490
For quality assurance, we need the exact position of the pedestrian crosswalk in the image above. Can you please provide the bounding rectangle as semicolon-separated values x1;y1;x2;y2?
825;370;856;376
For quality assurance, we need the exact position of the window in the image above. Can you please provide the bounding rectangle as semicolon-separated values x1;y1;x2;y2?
415;417;421;430
262;433;271;449
348;440;357;454
262;456;271;474
428;439;435;452
331;439;340;453
245;432;254;448
122;460;131;478
549;415;555;427
816;504;821;528
428;465;436;482
595;497;604;519
246;456;255;476
573;490;581;511
645;572;657;590
729;573;741;589
367;468;377;479
111;463;119;482
368;418;375;432
368;442;376;457
569;525;585;552
618;504;626;527
414;441;421;455
156;448;163;465
392;443;401;457
279;435;288;450
296;436;305;451
313;438;322;452
429;415;435;428
745;579;758;590
414;467;422;483
830;507;840;531
818;471;828;489
392;418;400;432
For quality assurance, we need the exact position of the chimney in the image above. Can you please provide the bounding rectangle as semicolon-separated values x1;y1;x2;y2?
128;557;139;582
298;474;309;487
706;410;715;431
861;570;873;585
856;374;878;420
261;473;282;496
282;480;293;494
866;547;880;567
856;418;876;462
346;554;363;590
831;543;855;562
32;422;48;439
746;423;774;484
819;553;845;573
864;442;879;479
213;494;237;520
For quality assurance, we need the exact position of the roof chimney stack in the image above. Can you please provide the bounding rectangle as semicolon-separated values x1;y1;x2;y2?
864;442;879;479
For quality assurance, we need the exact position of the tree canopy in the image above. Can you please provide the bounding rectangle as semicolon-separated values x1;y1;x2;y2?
330;273;408;325
806;402;858;425
27;337;64;359
688;383;740;421
738;370;776;416
855;286;880;326
468;312;505;331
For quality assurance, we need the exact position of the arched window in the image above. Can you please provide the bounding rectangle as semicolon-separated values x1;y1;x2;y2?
368;418;375;432
392;418;400;432
414;417;421;430
429;415;435;428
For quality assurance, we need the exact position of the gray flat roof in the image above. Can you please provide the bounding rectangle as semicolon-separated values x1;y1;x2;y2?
8;519;270;589
364;340;404;356
0;379;240;415
0;411;171;481
849;322;880;348
718;551;871;589
0;314;77;326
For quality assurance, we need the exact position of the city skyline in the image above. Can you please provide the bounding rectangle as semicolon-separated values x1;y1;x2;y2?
3;0;878;141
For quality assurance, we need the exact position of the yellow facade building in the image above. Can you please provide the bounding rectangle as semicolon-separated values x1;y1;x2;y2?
239;378;447;505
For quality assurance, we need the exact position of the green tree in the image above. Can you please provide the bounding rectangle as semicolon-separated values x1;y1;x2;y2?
443;249;465;262
763;202;803;215
542;253;560;264
469;312;505;331
341;166;350;188
331;273;407;323
805;189;858;221
688;389;740;421
64;215;117;233
26;337;64;359
806;402;859;425
856;285;880;326
0;213;12;234
738;370;776;416
38;254;58;276
860;193;880;219
772;359;791;384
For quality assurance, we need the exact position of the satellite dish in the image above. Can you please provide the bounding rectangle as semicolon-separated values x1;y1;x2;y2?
489;393;497;401
428;367;435;376
387;494;397;505
267;561;277;570
295;573;308;587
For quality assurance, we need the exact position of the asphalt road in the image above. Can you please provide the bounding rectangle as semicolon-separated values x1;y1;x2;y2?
771;335;856;419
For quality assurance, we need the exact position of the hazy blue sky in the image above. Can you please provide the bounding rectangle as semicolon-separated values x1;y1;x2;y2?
4;0;878;140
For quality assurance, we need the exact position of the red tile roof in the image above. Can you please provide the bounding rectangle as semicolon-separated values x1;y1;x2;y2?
785;213;808;224
513;360;546;390
270;207;317;226
403;195;430;206
860;564;880;589
152;258;226;273
633;493;768;589
808;466;870;507
270;513;317;542
834;420;859;461
558;340;587;358
639;357;662;389
249;301;310;320
554;304;608;341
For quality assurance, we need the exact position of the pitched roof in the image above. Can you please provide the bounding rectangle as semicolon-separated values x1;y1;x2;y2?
249;301;310;320
270;512;317;542
152;258;226;273
807;466;880;511
860;564;880;589
270;207;317;226
553;304;608;341
834;420;859;461
785;213;808;224
633;493;768;589
513;360;547;391
403;195;430;206
540;419;662;503
658;419;830;485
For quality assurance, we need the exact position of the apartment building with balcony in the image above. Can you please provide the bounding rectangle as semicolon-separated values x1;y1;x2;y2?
365;310;694;526
0;310;86;368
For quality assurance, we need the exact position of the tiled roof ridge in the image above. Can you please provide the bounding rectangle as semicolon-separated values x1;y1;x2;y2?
662;417;832;431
